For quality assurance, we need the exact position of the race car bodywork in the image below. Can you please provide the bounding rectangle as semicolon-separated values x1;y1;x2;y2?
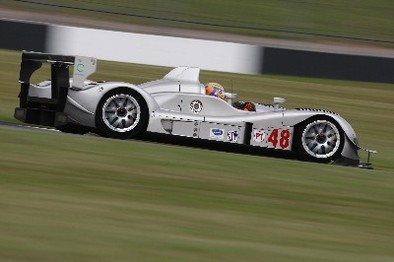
15;51;375;166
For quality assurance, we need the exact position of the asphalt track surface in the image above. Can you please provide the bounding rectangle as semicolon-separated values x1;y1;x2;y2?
0;121;61;134
0;121;297;161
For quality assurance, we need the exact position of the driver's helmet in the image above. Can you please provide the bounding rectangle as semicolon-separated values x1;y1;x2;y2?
205;82;225;100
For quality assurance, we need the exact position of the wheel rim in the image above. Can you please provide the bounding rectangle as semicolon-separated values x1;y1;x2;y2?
301;120;341;159
102;94;141;132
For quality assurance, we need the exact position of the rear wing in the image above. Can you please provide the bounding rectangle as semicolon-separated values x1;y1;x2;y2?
15;51;97;127
19;51;97;90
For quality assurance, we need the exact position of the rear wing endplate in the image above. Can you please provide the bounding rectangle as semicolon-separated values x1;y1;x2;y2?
19;51;97;89
15;51;97;127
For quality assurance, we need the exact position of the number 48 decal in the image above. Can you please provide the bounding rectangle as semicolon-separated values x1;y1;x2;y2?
268;129;291;149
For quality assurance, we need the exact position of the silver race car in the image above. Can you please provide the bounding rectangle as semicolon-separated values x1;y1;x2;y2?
15;52;375;167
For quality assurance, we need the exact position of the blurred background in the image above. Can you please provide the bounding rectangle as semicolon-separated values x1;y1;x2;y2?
2;0;394;82
3;0;394;43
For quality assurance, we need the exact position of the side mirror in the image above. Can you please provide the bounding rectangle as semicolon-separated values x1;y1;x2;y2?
273;97;286;111
224;92;237;104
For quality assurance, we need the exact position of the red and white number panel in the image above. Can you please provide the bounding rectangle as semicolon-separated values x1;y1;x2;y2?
250;127;294;150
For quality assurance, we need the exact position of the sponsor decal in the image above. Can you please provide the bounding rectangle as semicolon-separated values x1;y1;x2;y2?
253;129;265;142
76;63;85;73
210;128;224;139
190;100;203;113
227;131;238;142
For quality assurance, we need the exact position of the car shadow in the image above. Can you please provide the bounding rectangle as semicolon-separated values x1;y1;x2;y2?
136;131;298;161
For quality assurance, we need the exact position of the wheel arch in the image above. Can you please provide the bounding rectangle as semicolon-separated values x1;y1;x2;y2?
98;85;160;115
67;83;159;128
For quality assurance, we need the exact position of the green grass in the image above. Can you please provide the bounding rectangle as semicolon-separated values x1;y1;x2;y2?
4;0;394;43
0;128;393;262
0;48;394;261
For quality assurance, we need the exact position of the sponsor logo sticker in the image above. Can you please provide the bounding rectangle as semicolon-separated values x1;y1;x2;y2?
76;63;85;73
190;100;203;113
253;129;265;142
210;128;224;139
227;131;238;142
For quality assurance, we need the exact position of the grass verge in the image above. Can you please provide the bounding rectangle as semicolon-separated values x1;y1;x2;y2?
0;128;393;261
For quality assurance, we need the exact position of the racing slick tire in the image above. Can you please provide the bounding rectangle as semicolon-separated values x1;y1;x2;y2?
95;87;149;139
294;116;344;163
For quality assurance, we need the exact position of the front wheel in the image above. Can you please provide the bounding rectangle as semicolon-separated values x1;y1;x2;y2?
95;88;149;139
294;117;344;163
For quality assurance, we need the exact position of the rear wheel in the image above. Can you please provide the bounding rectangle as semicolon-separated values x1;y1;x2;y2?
294;117;344;163
95;88;149;139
